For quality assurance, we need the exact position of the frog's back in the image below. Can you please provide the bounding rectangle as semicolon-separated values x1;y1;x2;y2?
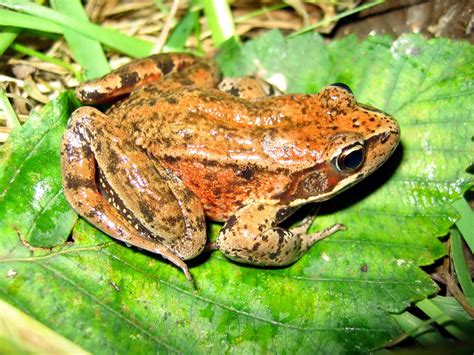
112;87;324;169
108;87;327;220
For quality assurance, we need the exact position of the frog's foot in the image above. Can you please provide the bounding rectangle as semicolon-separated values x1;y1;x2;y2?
216;203;346;266
295;223;347;257
76;53;199;104
61;106;206;284
288;204;321;235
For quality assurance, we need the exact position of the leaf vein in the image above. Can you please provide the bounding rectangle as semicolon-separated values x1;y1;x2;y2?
0;118;63;199
102;251;394;333
38;261;180;352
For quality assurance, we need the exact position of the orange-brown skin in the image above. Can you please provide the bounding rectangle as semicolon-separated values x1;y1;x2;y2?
62;53;400;283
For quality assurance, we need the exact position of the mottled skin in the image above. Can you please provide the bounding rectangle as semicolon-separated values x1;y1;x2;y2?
61;53;400;282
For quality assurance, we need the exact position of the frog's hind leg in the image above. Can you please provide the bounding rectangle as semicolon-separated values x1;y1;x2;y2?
61;106;207;283
76;53;201;104
216;203;346;266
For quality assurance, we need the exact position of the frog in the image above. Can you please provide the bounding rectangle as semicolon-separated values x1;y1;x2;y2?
61;53;400;283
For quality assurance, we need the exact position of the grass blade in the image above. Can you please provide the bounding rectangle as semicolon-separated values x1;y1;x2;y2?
50;0;110;80
165;4;200;52
450;228;474;304
0;9;63;34
0;87;20;129
10;43;82;81
288;0;385;38
235;3;288;23
430;297;474;335
202;0;236;47
417;299;470;341
0;26;20;55
391;312;444;346
153;0;170;15
453;198;474;253
2;0;153;57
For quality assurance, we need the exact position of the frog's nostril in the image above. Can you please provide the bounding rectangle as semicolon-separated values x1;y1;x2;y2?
380;132;390;144
330;83;353;94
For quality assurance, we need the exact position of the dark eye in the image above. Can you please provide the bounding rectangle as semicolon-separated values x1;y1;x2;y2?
335;144;365;172
330;83;353;94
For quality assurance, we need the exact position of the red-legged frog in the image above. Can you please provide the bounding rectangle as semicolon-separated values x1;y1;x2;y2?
61;53;400;283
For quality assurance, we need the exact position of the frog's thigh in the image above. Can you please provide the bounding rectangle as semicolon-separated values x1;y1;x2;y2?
62;107;206;274
216;204;344;266
76;53;199;104
218;77;282;99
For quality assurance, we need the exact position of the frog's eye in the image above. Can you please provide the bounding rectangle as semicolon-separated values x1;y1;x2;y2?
335;143;365;172
330;83;353;94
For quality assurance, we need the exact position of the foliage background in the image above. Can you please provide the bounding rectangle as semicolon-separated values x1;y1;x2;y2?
0;1;473;353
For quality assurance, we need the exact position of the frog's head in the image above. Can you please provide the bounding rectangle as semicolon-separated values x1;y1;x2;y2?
288;84;400;205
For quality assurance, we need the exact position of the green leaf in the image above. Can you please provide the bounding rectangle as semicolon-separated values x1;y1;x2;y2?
50;0;110;81
0;92;78;248
1;33;473;353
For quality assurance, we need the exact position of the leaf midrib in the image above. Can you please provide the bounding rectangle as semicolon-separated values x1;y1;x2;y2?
0;115;64;199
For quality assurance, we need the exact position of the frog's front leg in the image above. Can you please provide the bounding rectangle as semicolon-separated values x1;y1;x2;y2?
216;204;345;266
61;107;207;282
76;53;201;104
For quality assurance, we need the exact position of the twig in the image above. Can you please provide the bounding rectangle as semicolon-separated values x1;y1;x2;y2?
153;0;180;53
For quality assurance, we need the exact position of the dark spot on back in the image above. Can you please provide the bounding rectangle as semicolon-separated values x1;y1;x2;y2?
79;89;106;102
159;58;175;75
237;166;254;181
212;187;222;197
179;78;195;86
120;72;140;87
139;203;155;223
166;96;178;104
163;155;179;164
65;175;96;190
228;87;240;97
107;149;122;175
